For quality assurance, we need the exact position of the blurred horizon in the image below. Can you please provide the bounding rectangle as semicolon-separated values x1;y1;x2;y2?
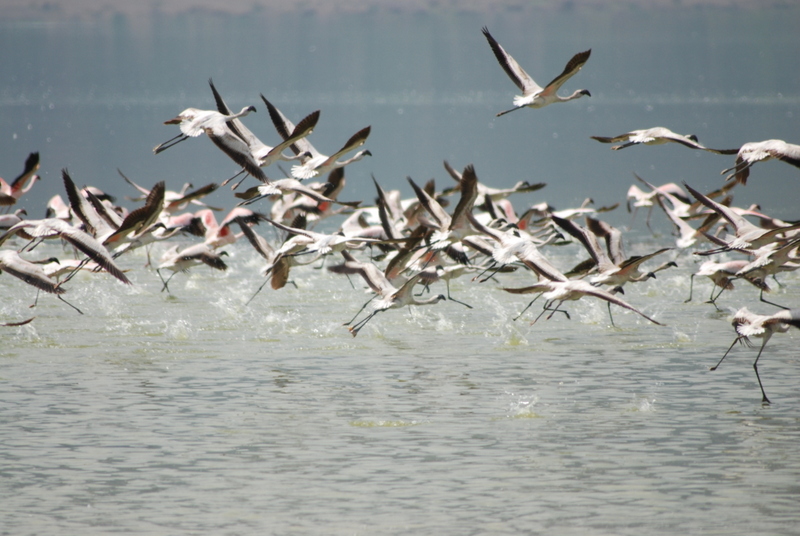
2;0;794;21
1;2;798;229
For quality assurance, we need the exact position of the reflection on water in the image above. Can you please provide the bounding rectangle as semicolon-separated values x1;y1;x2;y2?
2;5;800;535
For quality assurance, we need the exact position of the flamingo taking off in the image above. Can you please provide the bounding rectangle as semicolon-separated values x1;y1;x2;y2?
156;243;228;293
685;259;768;309
0;217;131;285
712;307;800;404
328;250;446;337
0;250;83;313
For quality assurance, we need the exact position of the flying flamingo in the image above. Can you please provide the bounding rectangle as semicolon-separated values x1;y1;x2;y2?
721;139;800;185
265;98;371;180
591;127;737;153
482;26;591;117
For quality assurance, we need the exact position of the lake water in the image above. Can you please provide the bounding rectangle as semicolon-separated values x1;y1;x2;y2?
2;4;800;535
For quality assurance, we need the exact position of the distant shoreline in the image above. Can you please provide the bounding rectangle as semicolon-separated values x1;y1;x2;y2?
1;0;793;21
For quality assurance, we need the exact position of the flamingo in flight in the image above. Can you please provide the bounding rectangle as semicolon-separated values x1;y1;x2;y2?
591;127;738;153
721;139;800;185
482;26;591;117
154;100;267;183
264;98;371;180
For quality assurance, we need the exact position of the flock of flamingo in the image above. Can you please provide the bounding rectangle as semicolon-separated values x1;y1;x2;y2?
2;27;799;403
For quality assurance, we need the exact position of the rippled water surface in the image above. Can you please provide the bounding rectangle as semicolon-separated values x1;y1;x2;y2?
2;236;799;535
2;4;800;535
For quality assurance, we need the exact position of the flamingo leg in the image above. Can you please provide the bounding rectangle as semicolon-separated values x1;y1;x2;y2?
29;289;40;309
349;309;381;337
710;336;742;371
57;257;92;286
545;300;571;321
759;288;789;310
245;277;271;306
606;302;616;328
513;293;541;321
706;282;727;311
479;265;506;283
220;168;245;188
344;295;377;326
230;172;250;191
753;339;771;405
58;295;84;315
445;278;472;309
684;273;695;303
530;300;556;325
645;204;654;234
154;133;188;154
157;269;177;294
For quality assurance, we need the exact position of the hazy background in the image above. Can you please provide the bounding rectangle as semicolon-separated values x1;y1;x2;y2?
2;2;799;226
3;4;800;535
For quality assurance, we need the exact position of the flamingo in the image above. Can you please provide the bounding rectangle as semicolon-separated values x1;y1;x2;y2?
265;98;371;180
0;218;130;285
684;259;768;309
684;182;800;253
441;160;546;209
64;170;166;252
494;218;662;326
735;237;800;284
503;277;664;327
551;215;674;324
0;209;27;230
154;102;267;183
408;164;480;258
235;177;359;211
196;206;264;250
553;215;675;291
655;195;720;251
733;238;800;309
712;307;800;404
0;250;82;313
209;84;319;184
262;217;405;261
232;216;293;299
0;152;40;210
120;169;220;214
631;173;707;223
45;194;73;222
0;249;64;294
154;103;255;153
156;243;228;293
466;210;564;282
328;250;446;337
482;26;591;117
722;139;800;185
591;127;738;153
